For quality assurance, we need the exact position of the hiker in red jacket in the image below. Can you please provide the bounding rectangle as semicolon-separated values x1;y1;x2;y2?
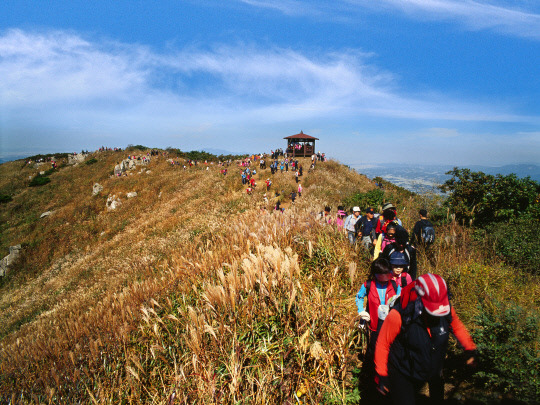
355;258;400;375
375;274;476;405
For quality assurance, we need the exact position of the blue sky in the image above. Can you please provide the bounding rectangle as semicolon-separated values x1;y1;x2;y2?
1;0;539;166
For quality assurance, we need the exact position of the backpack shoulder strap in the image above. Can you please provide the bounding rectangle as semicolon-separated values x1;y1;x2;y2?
390;279;398;294
404;248;410;261
401;274;408;288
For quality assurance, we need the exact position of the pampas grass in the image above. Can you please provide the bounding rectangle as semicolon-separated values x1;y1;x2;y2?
0;154;537;403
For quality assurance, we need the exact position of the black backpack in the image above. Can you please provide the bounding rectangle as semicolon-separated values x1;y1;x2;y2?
354;216;364;236
355;216;376;239
421;223;436;244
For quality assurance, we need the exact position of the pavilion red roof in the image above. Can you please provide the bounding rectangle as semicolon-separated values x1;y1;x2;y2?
283;130;319;140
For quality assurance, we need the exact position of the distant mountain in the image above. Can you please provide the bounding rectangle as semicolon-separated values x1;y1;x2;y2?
0;155;27;164
481;164;540;180
349;163;540;194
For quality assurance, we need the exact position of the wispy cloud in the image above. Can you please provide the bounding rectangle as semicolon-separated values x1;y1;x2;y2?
0;29;525;121
237;0;540;39
238;0;308;15
376;0;540;38
0;28;534;157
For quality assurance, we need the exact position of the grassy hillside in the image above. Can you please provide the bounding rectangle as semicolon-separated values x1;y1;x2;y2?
0;151;538;404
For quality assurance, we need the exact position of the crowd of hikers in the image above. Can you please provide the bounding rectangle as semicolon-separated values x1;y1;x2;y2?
237;150;318;210
320;202;477;404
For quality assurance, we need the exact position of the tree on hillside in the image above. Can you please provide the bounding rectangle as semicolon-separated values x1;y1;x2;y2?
439;168;539;227
440;168;540;273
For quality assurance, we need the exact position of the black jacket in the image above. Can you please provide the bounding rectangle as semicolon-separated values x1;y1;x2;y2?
411;219;433;246
389;295;452;381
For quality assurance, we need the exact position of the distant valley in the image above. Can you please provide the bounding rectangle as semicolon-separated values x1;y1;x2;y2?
350;163;540;194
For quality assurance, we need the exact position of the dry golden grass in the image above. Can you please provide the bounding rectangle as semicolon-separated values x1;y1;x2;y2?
0;153;537;403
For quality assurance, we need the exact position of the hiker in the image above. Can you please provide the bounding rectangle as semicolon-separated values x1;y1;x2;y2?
317;206;332;224
411;209;435;248
344;206;362;245
335;206;347;229
382;227;418;279
388;249;413;287
375;203;402;238
298;183;302;197
374;222;398;259
356;258;400;372
375;274;477;405
290;190;297;203
266;178;272;191
295;170;299;183
356;207;377;251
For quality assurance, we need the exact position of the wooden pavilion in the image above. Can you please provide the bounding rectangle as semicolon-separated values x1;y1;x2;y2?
284;131;319;157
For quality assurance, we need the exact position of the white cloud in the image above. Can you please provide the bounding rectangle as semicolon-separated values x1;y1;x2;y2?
0;29;535;158
376;0;540;38
237;0;540;39
238;0;308;15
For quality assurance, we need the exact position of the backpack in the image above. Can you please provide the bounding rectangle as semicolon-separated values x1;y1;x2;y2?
386;247;411;264
354;216;364;235
365;279;399;312
421;223;436;244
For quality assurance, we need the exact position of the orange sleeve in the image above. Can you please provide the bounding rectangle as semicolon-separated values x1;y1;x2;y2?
450;307;477;351
374;309;402;377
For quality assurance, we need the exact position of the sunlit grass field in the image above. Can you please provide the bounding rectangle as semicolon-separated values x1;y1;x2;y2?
0;151;537;403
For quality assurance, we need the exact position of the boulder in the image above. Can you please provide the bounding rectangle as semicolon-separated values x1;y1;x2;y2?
114;164;122;176
0;245;22;277
126;192;137;198
106;195;122;211
40;211;53;218
92;183;103;196
68;153;87;165
39;171;45;175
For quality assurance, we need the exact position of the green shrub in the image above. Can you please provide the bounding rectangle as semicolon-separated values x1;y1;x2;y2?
29;175;51;187
440;168;539;227
472;300;540;402
126;144;149;151
343;188;385;211
44;168;56;176
0;194;13;203
486;212;540;274
85;158;98;165
26;152;69;161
